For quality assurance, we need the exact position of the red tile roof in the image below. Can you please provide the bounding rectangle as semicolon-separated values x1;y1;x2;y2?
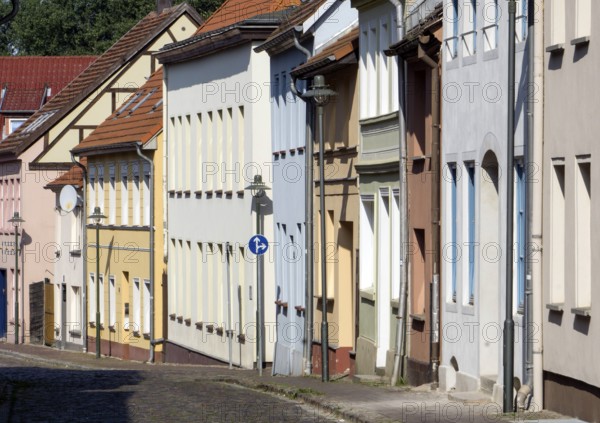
291;26;358;78
196;0;299;34
0;57;97;112
0;3;201;157
46;157;87;189
72;68;163;154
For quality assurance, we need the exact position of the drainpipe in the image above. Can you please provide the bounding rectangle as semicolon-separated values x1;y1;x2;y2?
517;0;543;410
71;152;88;353
135;143;155;363
503;0;517;413
390;0;407;388
291;28;314;376
417;41;441;388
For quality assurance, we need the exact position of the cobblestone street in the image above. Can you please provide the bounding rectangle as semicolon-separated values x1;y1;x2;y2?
0;352;340;423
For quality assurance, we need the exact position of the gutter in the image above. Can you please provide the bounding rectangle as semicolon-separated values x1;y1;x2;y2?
70;152;88;353
390;0;408;388
135;143;156;363
290;27;315;377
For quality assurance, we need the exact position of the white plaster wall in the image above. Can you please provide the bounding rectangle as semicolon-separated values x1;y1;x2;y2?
165;43;275;367
440;0;528;390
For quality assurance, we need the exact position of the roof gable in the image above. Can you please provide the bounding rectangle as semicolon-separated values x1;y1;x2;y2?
0;3;201;160
72;68;163;155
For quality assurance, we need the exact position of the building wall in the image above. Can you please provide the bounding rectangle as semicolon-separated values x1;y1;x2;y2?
439;0;528;400
165;43;275;368
85;146;165;361
269;48;309;376
542;0;600;415
52;187;84;350
313;63;360;376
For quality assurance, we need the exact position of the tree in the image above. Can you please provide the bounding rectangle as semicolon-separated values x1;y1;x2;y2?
0;0;223;56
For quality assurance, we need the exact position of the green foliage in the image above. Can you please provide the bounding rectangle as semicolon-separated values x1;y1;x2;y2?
0;0;224;56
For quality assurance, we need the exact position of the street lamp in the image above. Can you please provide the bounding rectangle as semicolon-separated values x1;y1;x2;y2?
88;206;106;359
303;75;336;382
8;212;24;345
245;174;270;376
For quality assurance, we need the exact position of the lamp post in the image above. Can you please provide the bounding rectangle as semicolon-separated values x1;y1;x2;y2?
88;206;106;359
245;175;270;376
8;212;24;345
303;75;336;382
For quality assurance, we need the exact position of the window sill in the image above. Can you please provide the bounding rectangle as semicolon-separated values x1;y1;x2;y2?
546;43;564;54
143;332;150;340
184;318;191;326
195;321;203;330
391;298;400;308
169;313;176;321
410;313;425;322
275;300;288;308
69;330;82;337
359;288;375;301
571;307;591;318
70;249;82;257
571;36;590;46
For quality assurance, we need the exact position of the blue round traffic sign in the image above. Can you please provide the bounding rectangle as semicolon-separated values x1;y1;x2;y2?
248;234;269;255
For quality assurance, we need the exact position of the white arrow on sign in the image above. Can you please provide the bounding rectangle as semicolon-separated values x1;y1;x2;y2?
253;236;267;253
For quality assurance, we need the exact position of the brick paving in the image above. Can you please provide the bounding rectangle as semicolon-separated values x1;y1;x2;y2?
0;343;582;423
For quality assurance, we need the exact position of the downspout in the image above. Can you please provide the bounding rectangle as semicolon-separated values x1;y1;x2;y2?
390;0;407;388
291;28;315;376
418;42;441;388
71;152;88;353
135;143;155;363
517;0;543;410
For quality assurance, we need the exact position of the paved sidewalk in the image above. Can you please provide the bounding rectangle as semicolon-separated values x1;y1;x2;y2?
0;343;582;423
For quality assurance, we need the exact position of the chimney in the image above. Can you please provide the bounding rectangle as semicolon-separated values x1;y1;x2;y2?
157;0;173;13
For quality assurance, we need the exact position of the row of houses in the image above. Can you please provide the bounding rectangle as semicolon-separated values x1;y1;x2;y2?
0;0;598;420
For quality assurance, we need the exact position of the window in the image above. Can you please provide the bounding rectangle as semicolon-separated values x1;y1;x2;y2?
88;167;96;214
133;164;140;226
120;163;128;225
109;166;116;225
70;286;81;332
184;115;191;191
109;275;116;327
483;0;499;51
97;165;105;215
515;162;525;311
575;0;591;40
462;0;477;56
448;164;458;302
8;118;26;135
466;163;475;305
550;160;565;304
446;0;459;59
143;163;150;226
550;0;565;47
195;113;202;192
378;188;391;298
237;107;245;191
359;195;375;289
99;274;104;325
89;273;96;318
391;191;401;300
575;159;591;308
168;117;175;191
133;278;141;333
516;0;528;42
143;279;151;334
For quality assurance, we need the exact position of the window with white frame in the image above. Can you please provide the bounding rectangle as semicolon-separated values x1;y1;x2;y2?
133;163;140;226
514;162;525;311
516;0;528;43
575;158;591;309
359;195;375;290
462;0;477;56
97;165;104;214
120;163;128;225
143;163;150;226
483;0;499;51
99;274;104;325
575;0;591;40
465;163;475;305
359;9;398;119
88;167;96;214
391;190;401;300
550;160;565;305
109;275;116;327
550;0;565;47
445;0;460;60
184;115;191;192
143;279;150;334
448;164;458;303
378;188;391;298
133;278;141;333
109;165;116;225
89;273;96;318
70;286;81;332
168;117;175;191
